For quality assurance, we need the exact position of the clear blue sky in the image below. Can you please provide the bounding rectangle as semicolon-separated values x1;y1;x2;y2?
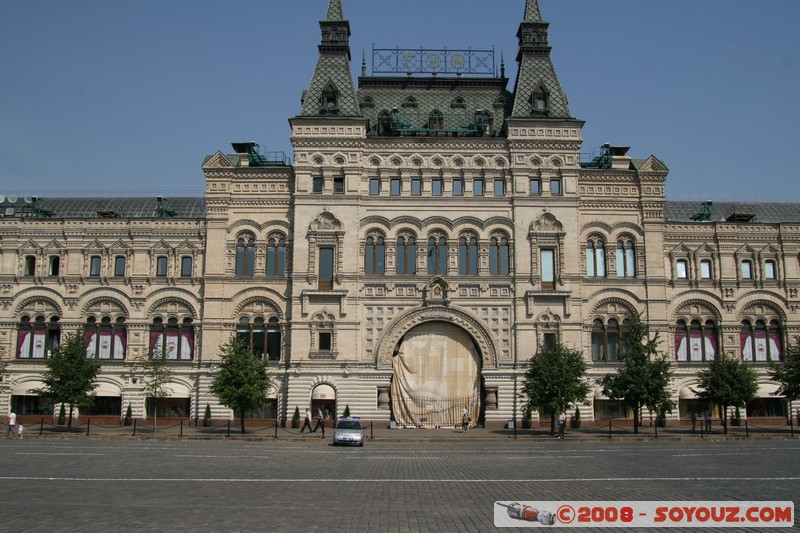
1;1;798;200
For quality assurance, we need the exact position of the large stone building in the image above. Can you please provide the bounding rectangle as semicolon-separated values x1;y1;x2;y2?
1;0;797;427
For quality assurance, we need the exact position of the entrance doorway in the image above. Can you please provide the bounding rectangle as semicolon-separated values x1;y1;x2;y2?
311;384;336;428
390;321;481;428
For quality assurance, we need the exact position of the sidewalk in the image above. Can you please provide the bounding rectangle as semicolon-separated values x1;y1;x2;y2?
11;419;799;443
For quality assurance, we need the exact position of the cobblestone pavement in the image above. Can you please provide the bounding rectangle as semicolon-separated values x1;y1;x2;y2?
0;438;797;532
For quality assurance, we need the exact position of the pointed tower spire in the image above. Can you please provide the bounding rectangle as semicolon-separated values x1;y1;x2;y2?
326;0;343;21
297;0;360;117
523;0;542;23
510;0;571;119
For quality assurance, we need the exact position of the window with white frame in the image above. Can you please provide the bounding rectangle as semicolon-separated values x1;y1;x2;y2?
585;237;606;277
741;260;753;280
764;259;777;280
615;239;636;278
699;259;712;280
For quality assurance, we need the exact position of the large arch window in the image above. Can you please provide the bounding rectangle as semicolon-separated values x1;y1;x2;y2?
615;239;636;277
266;235;286;277
458;234;478;275
427;234;448;275
149;317;194;360
675;319;717;362
237;316;281;361
586;237;606;277
85;316;126;360
489;235;510;275
365;234;386;274
17;315;60;359
740;319;782;362
591;318;620;362
396;235;417;275
235;233;256;278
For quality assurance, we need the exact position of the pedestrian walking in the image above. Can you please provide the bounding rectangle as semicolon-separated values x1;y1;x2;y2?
557;410;566;439
704;409;712;434
5;411;17;439
300;407;313;433
461;407;470;433
313;407;324;432
17;424;23;440
690;410;697;433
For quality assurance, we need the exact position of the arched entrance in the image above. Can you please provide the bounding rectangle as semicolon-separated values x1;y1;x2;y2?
390;322;481;428
311;384;336;426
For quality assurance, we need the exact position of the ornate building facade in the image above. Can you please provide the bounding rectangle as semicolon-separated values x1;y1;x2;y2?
1;0;797;427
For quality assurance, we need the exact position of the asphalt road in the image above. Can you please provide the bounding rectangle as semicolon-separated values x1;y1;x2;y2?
1;438;797;532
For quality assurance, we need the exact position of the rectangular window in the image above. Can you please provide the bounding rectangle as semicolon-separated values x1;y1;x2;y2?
676;260;688;279
473;179;484;196
48;256;60;276
312;176;324;194
369;178;380;195
319;247;334;290
90;256;102;277
741;260;753;279
24;256;36;276
390;178;401;196
318;332;332;352
700;260;711;279
333;176;345;194
181;257;192;277
541;249;555;290
452;178;464;196
114;256;126;277
529;179;541;195
431;179;443;196
764;260;776;280
411;179;421;196
156;256;168;277
543;333;557;349
550;179;562;196
493;179;505;196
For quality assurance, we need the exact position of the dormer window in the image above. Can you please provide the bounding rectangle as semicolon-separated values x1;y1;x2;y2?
428;110;443;130
402;96;417;108
451;97;466;109
530;83;549;116
321;82;339;114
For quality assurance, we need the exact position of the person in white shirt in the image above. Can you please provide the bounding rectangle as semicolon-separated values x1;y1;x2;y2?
5;411;17;439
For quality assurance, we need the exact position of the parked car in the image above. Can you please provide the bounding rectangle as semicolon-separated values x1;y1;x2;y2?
332;417;364;446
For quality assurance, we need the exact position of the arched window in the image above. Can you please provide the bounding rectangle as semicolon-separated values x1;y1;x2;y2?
458;235;478;275
237;317;266;360
740;319;782;362
235;234;256;278
396;235;417;275
427;234;448;275
321;82;339;111
17;315;60;359
149;317;193;360
586;237;606;277
266;235;286;277
85;316;126;360
591;318;620;362
365;234;386;274
615;239;636;277
675;319;717;362
377;110;392;136
476;110;493;134
428;110;444;130
489;235;510;275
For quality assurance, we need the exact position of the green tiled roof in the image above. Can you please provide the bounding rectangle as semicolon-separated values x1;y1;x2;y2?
664;201;800;224
524;0;542;23
0;197;206;220
301;55;360;117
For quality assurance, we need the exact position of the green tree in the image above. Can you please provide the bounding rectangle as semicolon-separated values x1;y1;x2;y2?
696;354;758;434
210;336;273;434
770;345;800;421
34;330;101;431
599;312;675;434
138;351;174;434
521;341;591;435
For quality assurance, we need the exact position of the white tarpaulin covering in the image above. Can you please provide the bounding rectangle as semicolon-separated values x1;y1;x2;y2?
391;322;481;428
